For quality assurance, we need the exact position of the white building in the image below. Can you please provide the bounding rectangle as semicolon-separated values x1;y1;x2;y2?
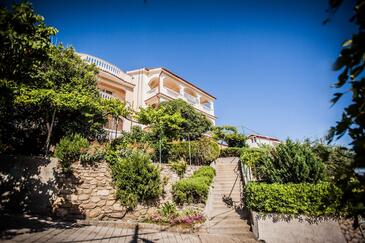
79;54;216;136
246;134;280;148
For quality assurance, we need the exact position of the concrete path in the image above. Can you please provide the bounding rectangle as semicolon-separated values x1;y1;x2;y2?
202;157;256;242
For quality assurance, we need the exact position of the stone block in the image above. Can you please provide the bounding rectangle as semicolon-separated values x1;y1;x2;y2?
90;196;101;203
88;208;102;218
78;194;90;201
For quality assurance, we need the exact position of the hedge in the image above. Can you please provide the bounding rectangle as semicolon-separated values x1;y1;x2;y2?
169;137;220;165
244;182;342;216
172;166;215;204
220;147;242;157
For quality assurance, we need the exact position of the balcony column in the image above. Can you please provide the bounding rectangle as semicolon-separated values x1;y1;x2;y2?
209;101;214;113
179;85;185;97
159;76;165;93
196;94;201;105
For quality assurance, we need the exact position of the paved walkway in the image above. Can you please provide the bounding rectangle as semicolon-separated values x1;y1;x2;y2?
0;216;201;243
202;157;256;242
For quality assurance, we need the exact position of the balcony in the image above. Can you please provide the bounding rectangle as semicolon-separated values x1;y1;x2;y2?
165;87;181;98
202;103;211;111
146;87;158;100
99;91;114;99
184;93;198;105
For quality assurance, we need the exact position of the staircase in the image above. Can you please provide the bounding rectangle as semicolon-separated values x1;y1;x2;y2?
200;157;256;243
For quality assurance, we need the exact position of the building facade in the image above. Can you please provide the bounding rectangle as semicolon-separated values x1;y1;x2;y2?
127;67;216;125
246;134;280;148
79;53;216;136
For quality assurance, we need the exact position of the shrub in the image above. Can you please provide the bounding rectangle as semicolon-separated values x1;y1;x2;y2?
159;201;178;218
55;134;89;172
244;182;343;216
172;166;215;204
240;147;269;167
79;142;106;164
169;159;187;178
255;139;325;183
192;166;216;183
220;147;242;157
110;150;162;209
169;137;220;165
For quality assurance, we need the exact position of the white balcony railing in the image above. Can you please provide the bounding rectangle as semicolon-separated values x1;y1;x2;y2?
184;93;198;105
202;103;211;111
99;91;114;99
146;87;158;99
165;87;181;98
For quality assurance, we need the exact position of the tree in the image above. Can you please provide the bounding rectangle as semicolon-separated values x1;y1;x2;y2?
325;0;365;220
159;99;212;140
0;3;128;154
212;125;246;147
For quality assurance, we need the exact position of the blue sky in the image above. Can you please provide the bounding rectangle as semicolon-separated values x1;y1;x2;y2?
28;0;355;144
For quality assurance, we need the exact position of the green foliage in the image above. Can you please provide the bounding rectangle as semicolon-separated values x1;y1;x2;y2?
169;159;187;178
159;99;212;140
325;0;365;218
137;99;212;143
169;137;220;165
212;125;246;147
137;104;185;140
240;147;269;167
79;142;106;165
110;150;162;209
159;201;178;218
0;2;129;155
245;182;343;216
255;139;325;183
54;134;89;172
220;147;242;157
111;126;155;156
172;166;215;204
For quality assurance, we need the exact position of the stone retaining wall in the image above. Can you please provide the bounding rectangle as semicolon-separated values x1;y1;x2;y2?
1;155;202;221
53;161;201;221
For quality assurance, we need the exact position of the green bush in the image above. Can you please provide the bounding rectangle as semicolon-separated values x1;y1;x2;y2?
169;137;220;165
240;147;268;167
172;166;215;204
255;139;325;183
192;166;216;183
169;159;187;178
244;182;343;216
220;147;242;157
110;150;162;209
55;134;89;172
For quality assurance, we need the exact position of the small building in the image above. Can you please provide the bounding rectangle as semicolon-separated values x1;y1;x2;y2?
246;134;280;148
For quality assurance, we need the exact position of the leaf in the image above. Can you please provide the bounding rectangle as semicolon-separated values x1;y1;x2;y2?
331;92;344;105
335;68;349;88
342;39;352;47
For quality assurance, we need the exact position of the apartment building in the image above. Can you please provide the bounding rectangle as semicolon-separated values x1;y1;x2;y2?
79;53;216;136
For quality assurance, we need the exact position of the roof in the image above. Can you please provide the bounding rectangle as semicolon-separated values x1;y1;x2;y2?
247;134;280;142
128;67;216;99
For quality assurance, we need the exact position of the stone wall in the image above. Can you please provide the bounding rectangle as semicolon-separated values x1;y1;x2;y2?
1;155;202;221
53;161;201;221
53;160;123;220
